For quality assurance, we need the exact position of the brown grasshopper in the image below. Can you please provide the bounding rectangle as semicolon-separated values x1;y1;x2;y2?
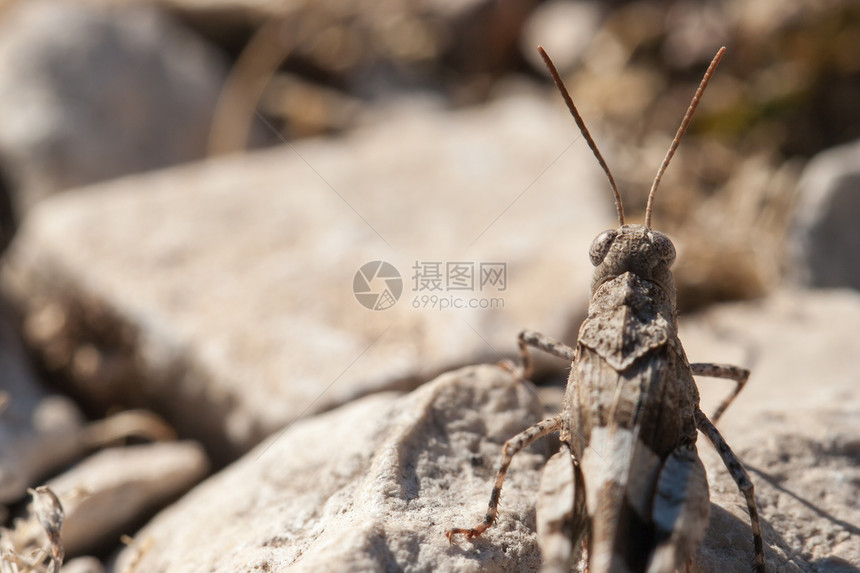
446;47;767;573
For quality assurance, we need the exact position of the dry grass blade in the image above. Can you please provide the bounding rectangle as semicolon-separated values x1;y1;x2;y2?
27;487;64;573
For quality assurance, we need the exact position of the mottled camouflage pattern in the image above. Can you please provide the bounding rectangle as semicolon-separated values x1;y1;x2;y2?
564;225;710;573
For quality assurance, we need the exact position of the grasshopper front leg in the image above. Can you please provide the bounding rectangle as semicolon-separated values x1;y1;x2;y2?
695;409;766;573
690;363;750;423
454;329;574;541
446;414;564;541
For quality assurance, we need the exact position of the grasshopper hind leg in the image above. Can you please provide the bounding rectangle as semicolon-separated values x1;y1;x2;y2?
537;443;588;573
446;414;564;541
695;409;767;573
690;362;750;423
647;445;710;573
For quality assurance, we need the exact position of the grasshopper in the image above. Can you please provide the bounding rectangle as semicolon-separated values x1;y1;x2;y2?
446;46;767;573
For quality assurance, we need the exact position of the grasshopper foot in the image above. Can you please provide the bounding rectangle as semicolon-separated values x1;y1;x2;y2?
445;523;491;543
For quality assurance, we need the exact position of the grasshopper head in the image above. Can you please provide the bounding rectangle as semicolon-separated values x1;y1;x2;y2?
589;224;676;295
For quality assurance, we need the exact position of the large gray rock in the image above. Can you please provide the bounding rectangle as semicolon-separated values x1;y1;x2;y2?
2;93;614;462
111;365;549;572
0;1;227;217
790;139;860;289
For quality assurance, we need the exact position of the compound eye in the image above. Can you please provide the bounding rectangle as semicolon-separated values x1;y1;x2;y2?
589;230;617;266
648;231;676;266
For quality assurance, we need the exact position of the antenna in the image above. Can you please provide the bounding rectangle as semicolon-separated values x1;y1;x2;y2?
538;46;625;227
644;46;725;228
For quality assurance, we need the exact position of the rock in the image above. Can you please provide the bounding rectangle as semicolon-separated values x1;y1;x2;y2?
521;1;604;75
111;364;549;572
105;284;860;572
700;409;857;573
0;295;86;504
112;292;856;573
681;289;860;428
1;291;177;507
6;442;208;558
0;1;227;217
790;139;860;289
60;556;105;573
2;93;614;463
679;288;860;571
151;0;532;97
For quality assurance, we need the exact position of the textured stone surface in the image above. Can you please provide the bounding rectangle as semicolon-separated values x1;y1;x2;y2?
111;365;549;572
2;93;613;462
0;1;226;217
699;410;857;573
5;442;208;558
790;139;860;290
50;555;104;573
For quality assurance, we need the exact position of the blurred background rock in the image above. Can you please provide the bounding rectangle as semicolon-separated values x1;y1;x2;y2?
0;0;856;299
